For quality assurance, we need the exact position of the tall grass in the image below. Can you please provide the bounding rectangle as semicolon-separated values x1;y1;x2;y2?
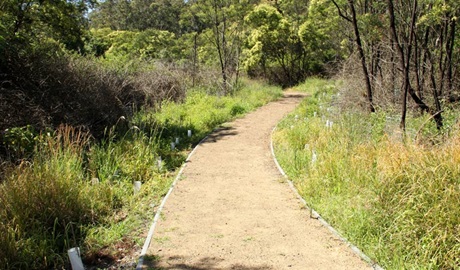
273;78;460;269
0;78;282;269
0;126;115;268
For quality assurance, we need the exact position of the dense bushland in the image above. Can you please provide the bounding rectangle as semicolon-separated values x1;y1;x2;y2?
0;45;187;140
331;0;460;130
273;78;460;269
0;78;282;269
2;0;459;269
1;1;285;267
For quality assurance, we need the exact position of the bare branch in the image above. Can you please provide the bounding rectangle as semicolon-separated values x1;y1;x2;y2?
331;0;352;23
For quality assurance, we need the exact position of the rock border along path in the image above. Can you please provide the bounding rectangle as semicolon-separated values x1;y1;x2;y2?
140;92;374;270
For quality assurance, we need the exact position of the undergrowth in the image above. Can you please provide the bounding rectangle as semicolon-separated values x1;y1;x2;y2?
0;79;282;269
274;78;460;269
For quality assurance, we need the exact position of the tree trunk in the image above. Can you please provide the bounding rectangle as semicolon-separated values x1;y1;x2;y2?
348;0;375;113
387;0;442;130
192;33;198;88
212;0;228;94
446;15;455;97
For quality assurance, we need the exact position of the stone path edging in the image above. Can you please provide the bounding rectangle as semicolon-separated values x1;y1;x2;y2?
270;125;384;270
135;134;210;270
135;93;384;269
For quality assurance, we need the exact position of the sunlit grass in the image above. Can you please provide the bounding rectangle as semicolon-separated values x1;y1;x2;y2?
0;78;282;269
273;78;460;269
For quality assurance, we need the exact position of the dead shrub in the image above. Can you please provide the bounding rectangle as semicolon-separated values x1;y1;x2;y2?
0;49;189;141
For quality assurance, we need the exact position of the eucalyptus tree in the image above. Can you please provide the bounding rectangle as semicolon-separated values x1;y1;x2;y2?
243;1;342;87
184;0;252;93
243;4;296;86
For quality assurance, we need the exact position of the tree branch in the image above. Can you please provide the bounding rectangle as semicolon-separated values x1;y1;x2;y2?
331;0;352;23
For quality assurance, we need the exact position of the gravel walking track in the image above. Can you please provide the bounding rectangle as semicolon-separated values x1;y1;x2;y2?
141;92;372;270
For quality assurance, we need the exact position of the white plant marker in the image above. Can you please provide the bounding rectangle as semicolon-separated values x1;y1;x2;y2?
134;181;142;194
68;247;84;270
313;112;317;117
295;115;299;120
311;151;318;165
157;156;162;169
326;120;330;127
170;142;175;150
187;130;192;137
175;137;180;144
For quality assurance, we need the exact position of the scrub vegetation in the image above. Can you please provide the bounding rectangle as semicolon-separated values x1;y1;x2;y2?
1;0;459;268
0;78;281;269
273;78;460;269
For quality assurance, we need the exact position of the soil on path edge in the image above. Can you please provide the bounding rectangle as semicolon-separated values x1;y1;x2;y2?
142;92;372;270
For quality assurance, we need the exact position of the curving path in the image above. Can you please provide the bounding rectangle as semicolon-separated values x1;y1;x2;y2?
141;92;372;270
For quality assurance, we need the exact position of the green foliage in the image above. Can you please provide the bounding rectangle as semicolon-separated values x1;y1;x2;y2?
0;127;115;269
1;0;93;52
0;78;282;269
243;4;298;86
87;28;187;62
273;78;460;269
1;125;37;159
275;0;310;29
298;0;344;68
246;4;285;30
138;78;282;141
85;0;345;88
243;2;343;87
90;0;184;34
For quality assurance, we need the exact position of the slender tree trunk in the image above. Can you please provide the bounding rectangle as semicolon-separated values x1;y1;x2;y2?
371;45;381;91
428;49;443;127
446;16;455;96
192;33;198;88
387;0;440;130
348;0;375;112
212;0;227;94
390;43;397;104
234;34;241;90
418;27;431;101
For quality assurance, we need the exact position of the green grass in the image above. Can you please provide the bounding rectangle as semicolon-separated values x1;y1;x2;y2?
273;78;460;269
0;78;282;269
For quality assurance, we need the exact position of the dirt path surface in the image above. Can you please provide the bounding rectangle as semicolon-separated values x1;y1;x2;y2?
143;92;372;270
